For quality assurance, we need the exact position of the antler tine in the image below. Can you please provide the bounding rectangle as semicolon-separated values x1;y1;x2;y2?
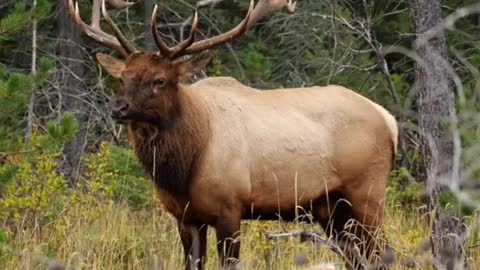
176;0;255;57
151;8;199;59
91;0;101;29
101;0;137;54
107;0;135;9
169;11;199;58
68;0;129;56
151;4;175;58
66;0;137;57
246;0;297;29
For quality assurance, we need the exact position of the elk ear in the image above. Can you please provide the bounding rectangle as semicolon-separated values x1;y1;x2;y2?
175;51;214;79
96;53;126;78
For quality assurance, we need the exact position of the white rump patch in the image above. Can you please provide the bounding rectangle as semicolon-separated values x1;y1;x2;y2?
369;102;399;154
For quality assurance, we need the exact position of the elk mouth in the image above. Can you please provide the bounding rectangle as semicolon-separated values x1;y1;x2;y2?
111;114;130;124
111;110;158;126
110;108;132;122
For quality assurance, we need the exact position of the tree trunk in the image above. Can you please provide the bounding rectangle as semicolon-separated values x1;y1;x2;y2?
408;0;468;269
57;0;87;185
144;0;155;51
25;0;37;142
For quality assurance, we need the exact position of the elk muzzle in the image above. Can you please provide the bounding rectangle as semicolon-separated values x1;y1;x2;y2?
110;96;130;120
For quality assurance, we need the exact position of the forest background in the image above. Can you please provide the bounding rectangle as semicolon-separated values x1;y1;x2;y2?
0;0;480;269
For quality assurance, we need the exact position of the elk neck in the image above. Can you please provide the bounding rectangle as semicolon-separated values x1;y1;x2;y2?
127;84;211;198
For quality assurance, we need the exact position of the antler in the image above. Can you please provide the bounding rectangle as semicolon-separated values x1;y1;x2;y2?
66;0;137;57
151;8;199;59
151;0;296;59
246;0;296;29
176;0;254;57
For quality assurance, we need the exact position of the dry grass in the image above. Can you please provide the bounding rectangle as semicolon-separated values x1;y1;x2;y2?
1;200;478;270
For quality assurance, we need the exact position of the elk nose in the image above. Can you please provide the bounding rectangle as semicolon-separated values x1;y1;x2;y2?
110;97;130;118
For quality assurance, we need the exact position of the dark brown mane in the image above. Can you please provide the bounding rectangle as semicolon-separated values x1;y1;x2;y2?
127;86;210;197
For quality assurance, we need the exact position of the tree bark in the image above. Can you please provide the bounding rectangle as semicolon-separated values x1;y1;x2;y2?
144;0;155;51
408;0;468;269
57;0;87;184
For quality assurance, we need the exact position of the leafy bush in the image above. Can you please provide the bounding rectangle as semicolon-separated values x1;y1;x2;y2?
0;145;68;226
0;114;76;228
0;117;158;268
60;142;120;230
439;190;476;216
387;167;425;208
0;115;119;234
104;144;151;208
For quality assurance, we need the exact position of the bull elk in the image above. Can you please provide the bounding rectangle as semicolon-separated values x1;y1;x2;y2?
66;0;398;269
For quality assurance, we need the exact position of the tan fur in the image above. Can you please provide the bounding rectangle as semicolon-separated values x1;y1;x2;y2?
179;77;398;268
353;92;398;154
185;78;397;218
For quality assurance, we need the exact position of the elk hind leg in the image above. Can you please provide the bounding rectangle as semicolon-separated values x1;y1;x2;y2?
315;192;362;270
315;192;354;239
345;173;389;269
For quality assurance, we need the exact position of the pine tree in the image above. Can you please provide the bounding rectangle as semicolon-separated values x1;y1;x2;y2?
0;0;49;40
0;0;51;152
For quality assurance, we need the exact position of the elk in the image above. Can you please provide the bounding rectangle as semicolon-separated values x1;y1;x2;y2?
67;0;398;269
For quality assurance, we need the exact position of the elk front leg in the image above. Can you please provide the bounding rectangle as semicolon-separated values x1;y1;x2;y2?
178;223;208;270
215;215;241;270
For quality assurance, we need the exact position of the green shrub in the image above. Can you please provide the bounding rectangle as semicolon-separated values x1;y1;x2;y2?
387;166;425;207
105;144;151;208
0;115;122;234
0;112;76;227
0;133;68;227
439;190;476;216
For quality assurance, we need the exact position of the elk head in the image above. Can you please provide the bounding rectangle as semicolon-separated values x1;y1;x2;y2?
67;0;296;124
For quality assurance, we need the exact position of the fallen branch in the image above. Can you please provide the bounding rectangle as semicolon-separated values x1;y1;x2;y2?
0;149;38;158
469;243;480;249
262;229;433;269
262;229;358;269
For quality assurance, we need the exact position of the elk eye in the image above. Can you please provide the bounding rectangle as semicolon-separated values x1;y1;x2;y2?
152;78;167;88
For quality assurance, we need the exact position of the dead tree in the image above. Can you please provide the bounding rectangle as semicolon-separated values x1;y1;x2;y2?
57;0;87;184
144;0;155;50
408;0;468;268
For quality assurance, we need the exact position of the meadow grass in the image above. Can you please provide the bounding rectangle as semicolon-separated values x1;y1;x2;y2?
1;199;478;270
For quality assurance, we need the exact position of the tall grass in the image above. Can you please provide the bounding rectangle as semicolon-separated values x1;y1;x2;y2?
1;199;478;269
0;141;478;269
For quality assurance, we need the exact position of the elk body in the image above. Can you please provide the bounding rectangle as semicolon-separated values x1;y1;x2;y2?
67;0;398;269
